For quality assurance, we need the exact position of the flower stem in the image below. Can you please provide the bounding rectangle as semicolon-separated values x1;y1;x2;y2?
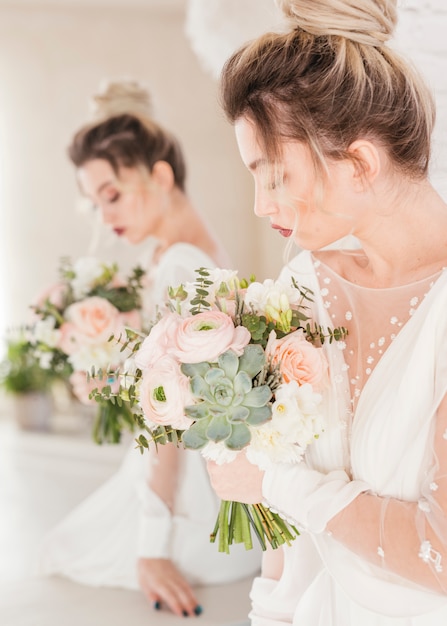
211;500;298;553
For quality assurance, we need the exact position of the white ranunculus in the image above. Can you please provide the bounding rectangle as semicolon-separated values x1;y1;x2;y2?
32;317;60;348
71;257;104;299
139;356;194;430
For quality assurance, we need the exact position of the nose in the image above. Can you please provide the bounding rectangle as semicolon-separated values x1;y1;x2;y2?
98;202;116;225
253;187;277;219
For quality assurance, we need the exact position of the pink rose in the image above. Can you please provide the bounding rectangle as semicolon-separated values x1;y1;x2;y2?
171;311;251;363
58;296;121;355
267;330;328;390
134;312;181;370
139;356;194;430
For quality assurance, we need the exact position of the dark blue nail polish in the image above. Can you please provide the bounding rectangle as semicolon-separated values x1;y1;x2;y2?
194;605;203;616
183;610;189;617
154;601;161;610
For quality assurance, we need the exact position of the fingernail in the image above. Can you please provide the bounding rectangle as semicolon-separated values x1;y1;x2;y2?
194;605;203;616
154;601;161;610
182;610;189;617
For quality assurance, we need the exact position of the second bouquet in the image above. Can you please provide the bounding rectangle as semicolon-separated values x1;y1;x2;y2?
90;267;347;552
29;256;146;441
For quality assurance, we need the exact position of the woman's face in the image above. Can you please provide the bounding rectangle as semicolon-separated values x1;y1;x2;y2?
235;117;364;251
78;159;165;245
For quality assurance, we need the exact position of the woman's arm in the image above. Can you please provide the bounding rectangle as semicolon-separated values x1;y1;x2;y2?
326;392;447;594
137;446;202;617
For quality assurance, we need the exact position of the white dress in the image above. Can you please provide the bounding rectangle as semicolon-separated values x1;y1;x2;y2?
38;242;261;589
249;250;447;625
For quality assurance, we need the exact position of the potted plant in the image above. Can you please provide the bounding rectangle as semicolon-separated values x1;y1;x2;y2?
0;331;56;430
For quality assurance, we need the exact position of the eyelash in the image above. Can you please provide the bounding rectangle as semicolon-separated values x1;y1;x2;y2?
267;178;284;191
107;192;120;203
90;192;120;211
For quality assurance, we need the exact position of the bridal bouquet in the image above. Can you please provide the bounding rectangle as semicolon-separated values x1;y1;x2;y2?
90;267;346;552
26;256;145;442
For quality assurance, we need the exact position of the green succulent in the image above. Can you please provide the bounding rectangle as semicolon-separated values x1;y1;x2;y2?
180;344;272;451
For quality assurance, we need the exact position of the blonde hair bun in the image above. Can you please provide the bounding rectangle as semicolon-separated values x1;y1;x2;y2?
90;78;154;121
275;0;397;46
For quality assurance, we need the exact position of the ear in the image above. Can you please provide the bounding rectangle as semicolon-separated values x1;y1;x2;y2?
151;160;175;191
346;139;381;189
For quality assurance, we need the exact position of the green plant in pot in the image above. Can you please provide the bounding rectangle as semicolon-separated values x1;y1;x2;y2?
0;331;57;430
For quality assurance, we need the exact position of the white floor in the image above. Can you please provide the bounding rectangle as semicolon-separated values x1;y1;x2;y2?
0;405;253;625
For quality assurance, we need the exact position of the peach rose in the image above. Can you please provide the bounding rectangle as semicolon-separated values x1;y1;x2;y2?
58;296;121;355
171;310;251;363
267;330;328;390
139;356;194;430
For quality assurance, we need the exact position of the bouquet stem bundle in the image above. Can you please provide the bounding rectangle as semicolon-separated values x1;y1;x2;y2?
211;500;298;553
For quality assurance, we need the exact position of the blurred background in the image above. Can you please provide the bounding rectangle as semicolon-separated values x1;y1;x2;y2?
0;0;447;339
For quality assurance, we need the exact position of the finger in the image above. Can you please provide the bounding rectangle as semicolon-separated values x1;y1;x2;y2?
160;578;200;617
139;584;162;611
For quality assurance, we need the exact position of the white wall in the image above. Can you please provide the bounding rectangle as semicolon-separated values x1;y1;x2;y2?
1;0;447;341
0;1;285;340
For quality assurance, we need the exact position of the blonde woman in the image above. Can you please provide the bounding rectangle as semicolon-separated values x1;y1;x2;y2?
207;1;447;624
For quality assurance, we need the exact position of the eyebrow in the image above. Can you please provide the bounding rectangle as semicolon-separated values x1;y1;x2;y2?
247;158;267;172
96;180;115;195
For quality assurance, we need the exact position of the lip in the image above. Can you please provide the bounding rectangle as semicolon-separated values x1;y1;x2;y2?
113;228;125;236
271;224;293;238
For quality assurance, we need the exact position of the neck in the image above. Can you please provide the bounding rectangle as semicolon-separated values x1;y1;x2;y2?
155;189;231;267
345;179;447;287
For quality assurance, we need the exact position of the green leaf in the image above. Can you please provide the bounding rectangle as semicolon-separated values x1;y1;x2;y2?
217;350;239;379
243;384;272;408
233;371;253;397
204;367;225;385
190;375;214;401
246;405;272;425
225;423;251;450
207;414;232;442
182;418;211;449
184;402;209;419
227;405;250;422
181;362;210;378
238;344;265;378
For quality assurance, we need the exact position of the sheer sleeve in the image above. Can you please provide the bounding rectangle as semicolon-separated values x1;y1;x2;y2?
326;391;447;594
261;384;447;597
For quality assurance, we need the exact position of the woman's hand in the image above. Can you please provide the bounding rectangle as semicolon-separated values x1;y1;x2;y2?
137;557;203;617
206;451;265;503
